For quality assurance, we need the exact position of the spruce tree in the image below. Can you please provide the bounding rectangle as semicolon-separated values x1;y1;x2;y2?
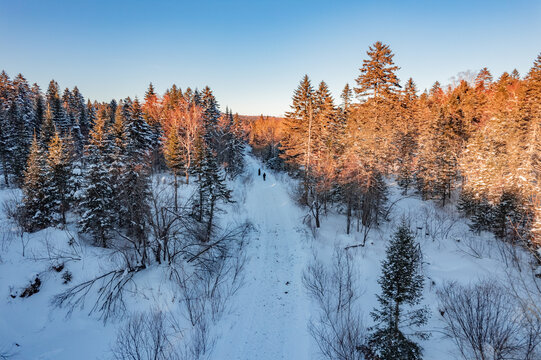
355;41;400;101
22;134;49;231
221;110;245;179
109;102;129;226
200;86;221;151
45;129;73;225
46;80;69;134
121;98;153;261
163;122;184;211
368;221;429;360
79;109;115;247
193;143;231;242
143;82;163;171
396;78;419;194
31;83;44;136
40;104;56;147
10;74;34;182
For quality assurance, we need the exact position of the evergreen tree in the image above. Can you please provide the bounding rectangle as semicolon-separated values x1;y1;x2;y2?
221;110;245;178
143;82;163;171
22;134;49;231
44;129;73;225
280;75;316;181
109;101;129;225
355;41;401;101
341;83;353;111
31;83;44;136
396;78;419;194
79;109;115;247
162;120;184;211
369;221;430;360
40;104;56;147
193;143;231;242
10;74;34;182
69;86;87;156
200;86;221;151
46;80;69;134
121;98;153;261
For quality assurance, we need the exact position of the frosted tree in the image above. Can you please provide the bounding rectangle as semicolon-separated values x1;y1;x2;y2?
46;80;70;134
79;109;115;247
368;221;429;360
193;142;231;242
44;129;73;225
22;134;49;231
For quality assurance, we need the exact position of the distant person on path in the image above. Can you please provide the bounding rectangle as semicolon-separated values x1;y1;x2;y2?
263;172;266;181
258;168;261;176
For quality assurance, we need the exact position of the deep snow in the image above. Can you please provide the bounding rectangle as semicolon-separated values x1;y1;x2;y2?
0;153;534;359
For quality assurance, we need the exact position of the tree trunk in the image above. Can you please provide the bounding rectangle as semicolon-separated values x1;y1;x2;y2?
206;197;215;242
346;198;352;235
315;199;320;228
174;172;178;212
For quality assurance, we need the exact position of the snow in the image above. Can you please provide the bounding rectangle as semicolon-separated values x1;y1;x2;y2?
213;155;313;359
0;153;535;359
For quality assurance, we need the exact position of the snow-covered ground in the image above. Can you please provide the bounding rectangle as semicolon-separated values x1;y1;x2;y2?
213;155;313;359
0;153;533;359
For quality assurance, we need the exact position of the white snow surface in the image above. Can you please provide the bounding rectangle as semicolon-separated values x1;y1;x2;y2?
0;152;534;359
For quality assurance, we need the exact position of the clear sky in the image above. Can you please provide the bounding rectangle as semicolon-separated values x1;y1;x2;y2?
1;0;540;116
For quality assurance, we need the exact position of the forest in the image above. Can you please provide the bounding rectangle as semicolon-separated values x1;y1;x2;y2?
0;41;540;360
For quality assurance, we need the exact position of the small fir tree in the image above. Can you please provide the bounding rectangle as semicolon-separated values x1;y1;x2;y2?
368;221;430;360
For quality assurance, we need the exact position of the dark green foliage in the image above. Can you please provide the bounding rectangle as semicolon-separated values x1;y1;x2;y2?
79;110;115;247
21;134;50;231
44;130;74;225
459;191;528;241
369;221;430;360
193;143;232;242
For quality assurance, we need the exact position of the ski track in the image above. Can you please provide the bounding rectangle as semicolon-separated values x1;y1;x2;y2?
213;155;313;360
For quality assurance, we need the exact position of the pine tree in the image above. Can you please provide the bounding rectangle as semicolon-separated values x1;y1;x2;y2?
10;74;34;182
79;109;115;247
121;98;153;261
474;67;493;90
40;104;56;147
193;143;231;242
143;82;163;171
355;41;400;101
221;110;245;179
0;72;11;186
200;86;222;152
31;83;44;136
44;129;73;225
396;78;419;194
46;80;70;134
22;134;49;231
341;83;353;111
69;86;87;156
368;221;429;360
280;75;317;198
163;121;184;211
109;101;128;225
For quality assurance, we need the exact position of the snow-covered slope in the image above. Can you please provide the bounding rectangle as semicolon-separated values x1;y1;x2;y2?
0;153;533;359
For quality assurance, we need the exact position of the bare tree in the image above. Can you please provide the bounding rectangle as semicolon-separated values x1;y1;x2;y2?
111;310;179;360
437;280;541;360
303;248;367;360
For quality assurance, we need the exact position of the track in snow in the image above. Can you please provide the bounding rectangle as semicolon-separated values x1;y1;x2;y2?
212;155;313;359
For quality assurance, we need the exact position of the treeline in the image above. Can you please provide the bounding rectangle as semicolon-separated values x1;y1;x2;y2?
277;42;540;245
243;114;284;168
0;72;245;260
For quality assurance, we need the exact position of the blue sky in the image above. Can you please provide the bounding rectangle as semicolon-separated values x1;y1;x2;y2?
1;0;540;115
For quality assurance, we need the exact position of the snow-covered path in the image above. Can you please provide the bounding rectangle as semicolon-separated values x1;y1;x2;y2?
213;155;313;359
